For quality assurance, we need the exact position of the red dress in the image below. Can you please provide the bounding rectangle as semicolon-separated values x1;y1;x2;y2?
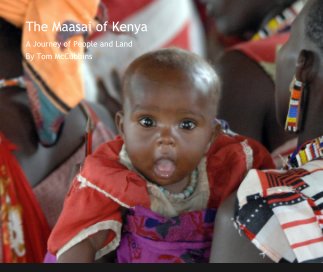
0;133;50;263
48;133;274;259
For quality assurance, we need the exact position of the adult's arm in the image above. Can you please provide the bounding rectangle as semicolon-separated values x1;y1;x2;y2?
210;193;272;263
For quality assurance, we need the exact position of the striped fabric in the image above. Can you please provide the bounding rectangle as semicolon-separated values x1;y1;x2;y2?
86;0;204;103
235;160;323;263
288;136;323;169
252;0;305;41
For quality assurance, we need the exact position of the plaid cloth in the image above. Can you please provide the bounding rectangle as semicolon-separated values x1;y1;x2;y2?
235;159;323;263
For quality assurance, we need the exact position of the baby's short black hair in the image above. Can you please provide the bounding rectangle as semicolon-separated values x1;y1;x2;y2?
306;0;323;53
122;48;221;111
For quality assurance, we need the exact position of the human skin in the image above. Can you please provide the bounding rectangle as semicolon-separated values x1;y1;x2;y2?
275;0;323;145
116;62;218;192
210;0;323;262
204;0;297;152
58;49;221;262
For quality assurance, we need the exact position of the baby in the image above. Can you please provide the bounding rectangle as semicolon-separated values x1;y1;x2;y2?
48;48;274;263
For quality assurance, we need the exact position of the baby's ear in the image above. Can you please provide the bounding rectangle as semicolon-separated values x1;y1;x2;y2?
115;111;125;138
205;122;221;154
211;123;222;143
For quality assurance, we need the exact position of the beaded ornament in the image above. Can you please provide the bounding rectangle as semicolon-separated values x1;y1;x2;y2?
285;78;304;133
157;169;199;201
119;144;199;201
252;0;305;41
0;76;25;89
287;136;323;169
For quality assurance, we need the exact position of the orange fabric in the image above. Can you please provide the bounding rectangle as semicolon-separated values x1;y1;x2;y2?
0;0;28;27
0;133;50;262
48;134;274;255
0;0;100;111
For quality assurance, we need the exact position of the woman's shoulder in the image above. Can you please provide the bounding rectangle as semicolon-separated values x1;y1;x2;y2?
0;91;116;188
230;33;290;63
218;33;290;84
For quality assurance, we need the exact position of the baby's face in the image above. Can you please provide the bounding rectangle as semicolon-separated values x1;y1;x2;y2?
117;68;217;187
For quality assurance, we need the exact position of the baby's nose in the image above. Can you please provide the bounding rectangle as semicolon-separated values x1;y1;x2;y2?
157;136;175;146
157;127;175;146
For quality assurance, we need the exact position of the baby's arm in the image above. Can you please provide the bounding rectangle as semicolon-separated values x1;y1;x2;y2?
58;230;109;263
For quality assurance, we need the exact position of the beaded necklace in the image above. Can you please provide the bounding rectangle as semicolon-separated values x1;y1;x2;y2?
0;76;25;89
119;144;199;201
252;0;305;41
287;136;323;169
157;169;199;201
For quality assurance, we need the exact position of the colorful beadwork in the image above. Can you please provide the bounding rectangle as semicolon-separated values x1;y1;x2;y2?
158;169;198;201
0;76;26;89
288;136;323;168
285;78;304;132
252;1;305;41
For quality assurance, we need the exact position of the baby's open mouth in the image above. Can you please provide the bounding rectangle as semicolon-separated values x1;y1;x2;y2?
153;159;176;178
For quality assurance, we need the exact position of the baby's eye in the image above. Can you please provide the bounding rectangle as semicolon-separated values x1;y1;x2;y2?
179;120;196;130
139;117;156;128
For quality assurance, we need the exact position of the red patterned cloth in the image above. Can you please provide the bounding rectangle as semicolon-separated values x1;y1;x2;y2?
48;133;274;260
235;160;323;263
87;0;204;103
0;133;50;263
